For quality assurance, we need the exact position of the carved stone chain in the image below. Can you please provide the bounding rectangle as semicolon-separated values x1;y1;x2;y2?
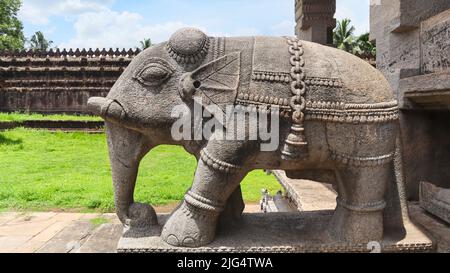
281;37;308;161
288;37;306;124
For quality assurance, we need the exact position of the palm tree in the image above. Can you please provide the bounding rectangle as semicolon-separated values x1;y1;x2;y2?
353;32;376;57
333;18;356;52
28;31;53;51
140;38;152;50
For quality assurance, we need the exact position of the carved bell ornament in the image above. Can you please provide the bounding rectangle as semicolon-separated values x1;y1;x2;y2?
166;28;210;65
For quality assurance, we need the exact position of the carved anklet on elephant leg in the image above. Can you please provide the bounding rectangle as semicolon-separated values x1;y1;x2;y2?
161;190;224;247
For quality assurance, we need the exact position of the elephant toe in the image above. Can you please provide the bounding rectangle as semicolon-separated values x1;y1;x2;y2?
161;202;219;248
163;234;181;247
182;237;196;247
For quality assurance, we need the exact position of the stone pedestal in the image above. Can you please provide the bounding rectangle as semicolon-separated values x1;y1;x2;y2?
117;213;433;253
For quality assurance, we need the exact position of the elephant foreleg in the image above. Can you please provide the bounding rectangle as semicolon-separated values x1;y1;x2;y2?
161;153;248;247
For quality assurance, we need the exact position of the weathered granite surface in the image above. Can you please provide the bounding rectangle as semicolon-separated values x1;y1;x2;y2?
272;170;337;211
421;9;450;75
88;27;412;249
409;202;450;253
420;182;450;224
0;49;139;114
401;72;450;109
370;1;450;200
117;212;433;253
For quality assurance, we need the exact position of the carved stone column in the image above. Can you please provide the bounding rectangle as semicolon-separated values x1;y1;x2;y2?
295;0;336;45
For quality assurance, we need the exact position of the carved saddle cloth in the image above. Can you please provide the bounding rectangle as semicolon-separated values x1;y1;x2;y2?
236;36;297;115
200;36;399;127
231;36;399;124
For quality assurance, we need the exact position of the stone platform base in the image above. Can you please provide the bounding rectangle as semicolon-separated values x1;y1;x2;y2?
117;211;434;253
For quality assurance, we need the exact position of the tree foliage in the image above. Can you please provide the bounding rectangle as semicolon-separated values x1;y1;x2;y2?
0;0;25;50
28;31;54;51
353;32;376;56
140;38;152;50
333;18;356;52
333;18;376;57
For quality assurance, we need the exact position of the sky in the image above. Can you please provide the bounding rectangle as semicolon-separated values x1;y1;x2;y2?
18;0;371;49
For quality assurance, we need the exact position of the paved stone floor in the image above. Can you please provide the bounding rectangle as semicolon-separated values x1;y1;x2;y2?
1;191;448;253
0;205;261;253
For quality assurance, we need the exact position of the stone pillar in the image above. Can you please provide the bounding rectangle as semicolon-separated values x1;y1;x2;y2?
295;0;336;45
370;0;450;200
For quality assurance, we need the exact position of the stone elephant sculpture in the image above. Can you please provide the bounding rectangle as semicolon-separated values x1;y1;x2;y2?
88;28;404;248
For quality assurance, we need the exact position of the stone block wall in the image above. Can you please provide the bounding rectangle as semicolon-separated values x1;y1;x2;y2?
370;0;450;200
0;49;140;114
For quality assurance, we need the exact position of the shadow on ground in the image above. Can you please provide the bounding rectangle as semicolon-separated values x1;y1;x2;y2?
0;134;22;146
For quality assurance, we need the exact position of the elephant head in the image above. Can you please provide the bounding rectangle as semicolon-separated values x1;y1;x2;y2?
87;28;240;228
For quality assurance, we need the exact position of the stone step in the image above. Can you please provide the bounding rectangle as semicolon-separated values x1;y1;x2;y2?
420;181;450;224
271;170;337;211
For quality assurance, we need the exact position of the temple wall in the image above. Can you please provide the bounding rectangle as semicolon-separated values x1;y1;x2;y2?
0;49;140;114
370;0;450;200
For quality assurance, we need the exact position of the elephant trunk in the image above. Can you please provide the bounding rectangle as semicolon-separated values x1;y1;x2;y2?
87;97;127;125
105;121;153;225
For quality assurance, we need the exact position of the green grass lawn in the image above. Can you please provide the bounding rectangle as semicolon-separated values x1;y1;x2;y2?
0;112;102;122
0;128;281;212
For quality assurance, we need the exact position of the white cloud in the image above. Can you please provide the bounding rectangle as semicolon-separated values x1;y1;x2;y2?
21;0;370;49
58;9;206;49
19;0;114;25
335;0;371;35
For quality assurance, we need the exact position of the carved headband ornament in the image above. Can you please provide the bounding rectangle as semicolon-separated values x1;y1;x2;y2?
166;28;210;65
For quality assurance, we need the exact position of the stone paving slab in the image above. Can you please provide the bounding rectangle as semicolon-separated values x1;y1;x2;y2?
37;221;95;253
0;236;33;253
0;213;20;226
0;205;259;253
0;219;56;237
7;212;57;225
409;202;450;253
16;221;69;253
0;202;446;253
272;170;337;211
0;212;116;253
76;223;123;253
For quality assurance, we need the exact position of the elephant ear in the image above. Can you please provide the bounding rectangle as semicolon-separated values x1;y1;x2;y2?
180;51;241;112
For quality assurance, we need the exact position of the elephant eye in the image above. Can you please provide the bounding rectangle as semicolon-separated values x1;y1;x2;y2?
135;63;173;86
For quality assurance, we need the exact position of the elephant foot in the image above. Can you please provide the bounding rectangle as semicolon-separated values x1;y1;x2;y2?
127;202;158;228
122;203;159;238
161;201;220;247
327;202;384;244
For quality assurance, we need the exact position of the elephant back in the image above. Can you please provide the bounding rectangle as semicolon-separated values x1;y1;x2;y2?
301;40;395;105
216;36;399;124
